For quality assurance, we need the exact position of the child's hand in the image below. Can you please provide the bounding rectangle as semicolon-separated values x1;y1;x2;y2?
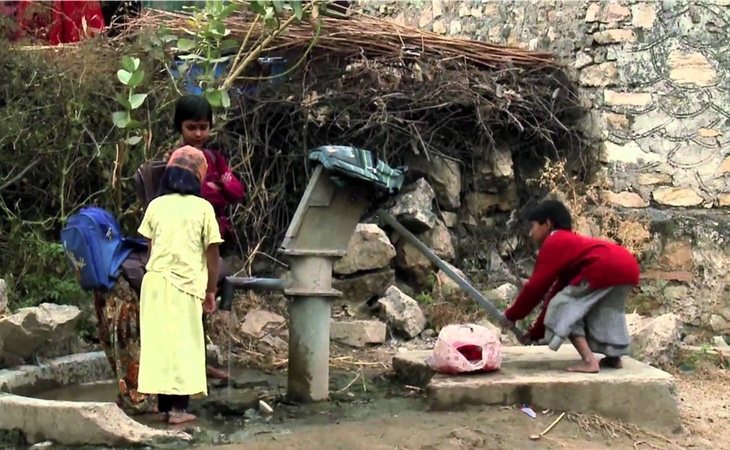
221;172;233;184
206;181;221;191
204;292;217;314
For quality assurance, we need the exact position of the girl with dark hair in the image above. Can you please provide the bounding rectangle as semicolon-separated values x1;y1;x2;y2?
173;94;245;248
170;94;244;381
503;200;640;373
137;146;222;425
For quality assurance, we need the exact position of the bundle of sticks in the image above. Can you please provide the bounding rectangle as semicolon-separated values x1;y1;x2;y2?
132;7;555;70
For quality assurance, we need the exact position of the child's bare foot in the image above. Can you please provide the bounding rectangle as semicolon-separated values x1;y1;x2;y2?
206;366;229;380
566;360;600;373
168;411;196;425
599;356;622;369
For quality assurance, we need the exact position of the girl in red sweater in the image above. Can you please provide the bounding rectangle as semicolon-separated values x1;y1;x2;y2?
504;200;640;373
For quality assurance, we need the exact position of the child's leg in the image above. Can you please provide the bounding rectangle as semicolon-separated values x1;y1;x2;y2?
168;395;195;424
157;394;172;414
566;335;599;373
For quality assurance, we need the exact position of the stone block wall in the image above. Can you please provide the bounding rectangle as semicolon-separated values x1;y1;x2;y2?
356;0;730;340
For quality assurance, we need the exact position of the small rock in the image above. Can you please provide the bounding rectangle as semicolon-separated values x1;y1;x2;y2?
334;224;396;275
432;19;446;35
627;313;682;368
585;3;600;22
604;191;649;208
593;29;636;44
420;220;455;261
603;90;652;107
421;328;436;339
206;344;224;367
653;187;704;207
449;19;462;35
239;310;285;339
487;283;518;305
395;239;435;287
659;241;693;272
667;50;718;87
330;320;387;347
257;334;287;353
332;269;396;316
637;173;671;185
575;51;593;69
378;286;427;339
388;178;438;232
600;3;631;23
632;3;657;29
200;390;260;416
603;113;629;131
30;442;54;450
464;192;501;218
431;0;442;18
713;336;728;347
405;155;462;211
579;62;618;87
441;211;458;228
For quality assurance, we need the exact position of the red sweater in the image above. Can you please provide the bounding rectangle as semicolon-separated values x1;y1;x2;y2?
504;230;640;340
201;149;246;240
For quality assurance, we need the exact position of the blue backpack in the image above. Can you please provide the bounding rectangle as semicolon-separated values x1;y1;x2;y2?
60;207;146;291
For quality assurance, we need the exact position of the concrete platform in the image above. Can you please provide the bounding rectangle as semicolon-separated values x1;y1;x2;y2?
393;346;682;433
0;352;189;446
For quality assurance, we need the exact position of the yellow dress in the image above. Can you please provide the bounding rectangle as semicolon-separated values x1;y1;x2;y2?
136;194;223;397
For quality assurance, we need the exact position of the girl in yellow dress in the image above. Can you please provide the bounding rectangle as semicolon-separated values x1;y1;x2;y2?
137;146;222;425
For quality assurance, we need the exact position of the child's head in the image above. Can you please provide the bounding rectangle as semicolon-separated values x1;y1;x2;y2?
174;95;213;149
158;146;208;197
527;200;572;246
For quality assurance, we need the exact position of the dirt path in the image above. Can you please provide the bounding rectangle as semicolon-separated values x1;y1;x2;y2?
198;407;666;450
193;366;727;450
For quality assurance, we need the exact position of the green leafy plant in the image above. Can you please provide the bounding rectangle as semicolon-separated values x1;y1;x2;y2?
167;0;241;108
111;55;149;209
113;55;147;139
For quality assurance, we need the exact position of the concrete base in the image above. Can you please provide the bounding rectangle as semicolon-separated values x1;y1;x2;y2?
393;346;682;433
0;352;189;446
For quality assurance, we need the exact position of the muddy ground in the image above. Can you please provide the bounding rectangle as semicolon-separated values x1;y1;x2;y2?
193;367;728;450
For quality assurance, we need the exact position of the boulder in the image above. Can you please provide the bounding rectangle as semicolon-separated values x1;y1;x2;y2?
420;220;455;261
395;239;435;287
388;178;438;232
330;320;387;347
332;269;396;316
238;310;285;339
405;155;461;210
334;224;396;275
377;286;427;339
0;303;82;367
627;313;682;368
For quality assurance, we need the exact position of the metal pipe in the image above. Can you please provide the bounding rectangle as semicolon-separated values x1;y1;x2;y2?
377;210;525;341
218;277;288;311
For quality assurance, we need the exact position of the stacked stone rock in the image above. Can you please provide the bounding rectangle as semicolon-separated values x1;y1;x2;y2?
354;0;730;357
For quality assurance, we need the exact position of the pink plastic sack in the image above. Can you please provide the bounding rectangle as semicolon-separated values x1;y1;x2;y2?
427;324;503;375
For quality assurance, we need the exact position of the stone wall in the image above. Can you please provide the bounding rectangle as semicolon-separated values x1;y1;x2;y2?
353;0;730;342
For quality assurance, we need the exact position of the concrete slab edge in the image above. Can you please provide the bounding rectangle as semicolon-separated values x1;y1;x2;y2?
0;352;191;446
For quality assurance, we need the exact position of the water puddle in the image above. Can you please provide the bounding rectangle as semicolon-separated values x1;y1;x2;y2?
30;367;425;448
